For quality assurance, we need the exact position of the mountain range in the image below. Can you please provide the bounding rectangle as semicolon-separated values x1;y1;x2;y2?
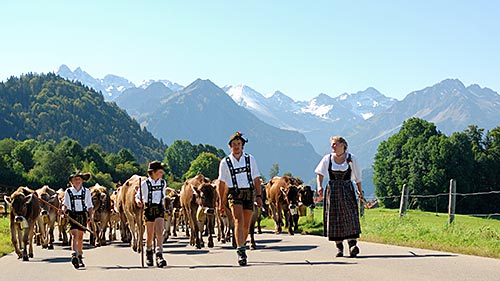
56;65;500;191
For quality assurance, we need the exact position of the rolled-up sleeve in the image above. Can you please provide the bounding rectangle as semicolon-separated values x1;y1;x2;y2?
350;154;362;183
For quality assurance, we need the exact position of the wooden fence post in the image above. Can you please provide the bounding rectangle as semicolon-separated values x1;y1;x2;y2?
448;179;456;225
359;193;365;217
399;184;409;217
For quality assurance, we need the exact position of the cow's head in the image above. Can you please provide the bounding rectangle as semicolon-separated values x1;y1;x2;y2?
280;184;299;212
5;190;33;227
199;183;216;215
299;185;315;208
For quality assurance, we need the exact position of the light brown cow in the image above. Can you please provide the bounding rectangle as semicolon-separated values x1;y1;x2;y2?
116;174;146;252
35;185;59;249
90;184;112;246
266;176;301;235
108;189;120;241
214;179;236;248
56;188;70;246
169;189;184;237
4;187;42;261
180;174;212;249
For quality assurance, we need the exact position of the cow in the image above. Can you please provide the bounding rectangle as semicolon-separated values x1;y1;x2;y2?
89;184;112;246
35;185;59;249
56;188;70;246
266;176;301;235
161;187;177;243
298;185;315;220
248;184;268;250
180;174;212;249
4;187;42;261
116;174;146;252
169;189;184;237
108;189;120;241
214;179;236;248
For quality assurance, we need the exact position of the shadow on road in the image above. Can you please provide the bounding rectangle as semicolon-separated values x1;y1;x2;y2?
356;251;456;259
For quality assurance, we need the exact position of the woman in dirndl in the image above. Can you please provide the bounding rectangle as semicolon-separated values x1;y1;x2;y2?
315;136;363;258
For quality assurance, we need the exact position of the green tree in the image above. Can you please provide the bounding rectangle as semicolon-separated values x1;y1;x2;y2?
182;152;221;181
269;163;279;178
373;118;441;209
164;140;200;181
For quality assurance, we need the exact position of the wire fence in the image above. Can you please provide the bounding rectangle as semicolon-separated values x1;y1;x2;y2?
362;188;500;218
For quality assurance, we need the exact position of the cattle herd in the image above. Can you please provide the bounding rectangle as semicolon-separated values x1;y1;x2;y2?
3;174;315;262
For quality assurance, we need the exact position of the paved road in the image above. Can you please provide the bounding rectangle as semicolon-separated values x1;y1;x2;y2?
1;230;499;281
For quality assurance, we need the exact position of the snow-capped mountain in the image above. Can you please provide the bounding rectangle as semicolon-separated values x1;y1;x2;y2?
138;79;184;92
56;65;183;101
223;85;397;153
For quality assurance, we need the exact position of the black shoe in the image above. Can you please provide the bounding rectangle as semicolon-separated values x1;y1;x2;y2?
335;242;344;258
78;255;85;267
237;248;247;266
156;253;167;268
146;250;154;267
349;245;359;257
71;255;80;269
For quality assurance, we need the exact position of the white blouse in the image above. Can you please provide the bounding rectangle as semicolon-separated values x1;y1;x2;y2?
314;153;362;183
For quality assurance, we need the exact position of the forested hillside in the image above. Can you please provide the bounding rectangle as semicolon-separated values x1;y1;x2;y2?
0;73;165;162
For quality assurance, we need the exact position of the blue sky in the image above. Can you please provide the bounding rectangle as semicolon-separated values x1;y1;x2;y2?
2;1;499;101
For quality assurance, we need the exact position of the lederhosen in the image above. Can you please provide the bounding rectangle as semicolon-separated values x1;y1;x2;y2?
323;153;361;241
226;153;255;210
68;188;88;231
144;179;165;222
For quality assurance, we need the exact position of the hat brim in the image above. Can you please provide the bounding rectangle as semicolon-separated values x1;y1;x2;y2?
228;136;247;145
148;163;167;172
69;173;91;182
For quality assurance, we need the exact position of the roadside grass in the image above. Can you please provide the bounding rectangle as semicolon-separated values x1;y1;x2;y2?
0;217;13;257
261;207;500;259
1;208;499;259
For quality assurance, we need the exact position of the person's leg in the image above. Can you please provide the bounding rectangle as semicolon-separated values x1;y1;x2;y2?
154;217;167;267
231;204;244;247
232;204;250;266
335;240;344;257
348;239;359;257
145;221;155;266
76;230;85;267
70;229;79;268
242;209;253;243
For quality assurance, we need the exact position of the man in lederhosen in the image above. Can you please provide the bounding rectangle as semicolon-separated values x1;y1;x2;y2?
135;160;168;267
217;132;263;266
60;170;94;269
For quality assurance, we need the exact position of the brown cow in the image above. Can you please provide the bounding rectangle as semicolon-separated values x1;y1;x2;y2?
180;174;212;249
214;179;236;249
56;188;70;246
108;189;120;241
169;189;184;237
116;174;146;252
266;176;301;235
35;185;59;249
89;184;111;246
298;185;315;219
4;187;42;261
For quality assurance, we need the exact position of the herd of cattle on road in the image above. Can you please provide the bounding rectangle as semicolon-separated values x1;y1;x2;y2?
2;174;315;262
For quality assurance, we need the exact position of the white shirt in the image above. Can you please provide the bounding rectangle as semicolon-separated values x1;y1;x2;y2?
63;186;94;211
135;177;167;204
314;153;362;183
218;153;260;189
